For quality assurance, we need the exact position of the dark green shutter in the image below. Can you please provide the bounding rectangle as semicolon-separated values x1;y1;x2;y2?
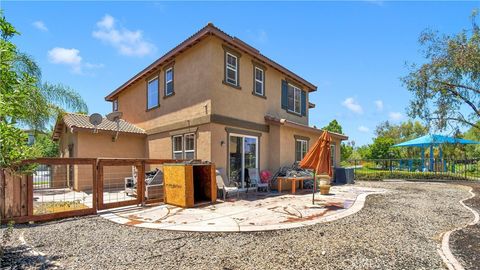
301;90;307;116
281;80;288;109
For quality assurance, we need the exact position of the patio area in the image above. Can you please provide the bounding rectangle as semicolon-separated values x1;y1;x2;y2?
100;185;386;232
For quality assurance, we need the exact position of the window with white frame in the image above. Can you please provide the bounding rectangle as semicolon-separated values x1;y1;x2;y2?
287;84;302;114
254;67;264;95
172;135;183;159
225;52;238;85
165;67;174;96
295;139;308;162
147;77;159;110
172;133;195;159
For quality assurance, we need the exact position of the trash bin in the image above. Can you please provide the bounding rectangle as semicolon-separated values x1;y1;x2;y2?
334;167;354;184
163;163;217;207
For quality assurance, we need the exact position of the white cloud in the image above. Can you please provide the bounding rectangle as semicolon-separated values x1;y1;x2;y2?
48;47;102;74
389;112;404;121
375;100;384;111
358;126;370;133
48;47;82;66
92;14;156;57
32;21;48;32
342;97;363;114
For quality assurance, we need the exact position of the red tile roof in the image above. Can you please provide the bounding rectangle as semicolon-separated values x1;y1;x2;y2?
53;113;145;140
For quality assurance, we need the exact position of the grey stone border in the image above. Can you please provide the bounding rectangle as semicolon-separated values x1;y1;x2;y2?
437;187;479;270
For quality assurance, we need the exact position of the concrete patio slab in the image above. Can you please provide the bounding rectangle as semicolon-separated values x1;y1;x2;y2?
100;185;387;232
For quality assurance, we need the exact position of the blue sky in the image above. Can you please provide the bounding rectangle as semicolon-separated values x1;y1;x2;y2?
4;1;479;145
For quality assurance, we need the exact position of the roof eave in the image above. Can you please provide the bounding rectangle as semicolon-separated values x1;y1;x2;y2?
264;115;349;141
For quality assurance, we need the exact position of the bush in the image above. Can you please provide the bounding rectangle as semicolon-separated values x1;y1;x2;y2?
355;170;475;181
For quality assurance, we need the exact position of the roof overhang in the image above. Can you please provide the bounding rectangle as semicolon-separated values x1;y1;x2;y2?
265;115;349;141
105;23;317;101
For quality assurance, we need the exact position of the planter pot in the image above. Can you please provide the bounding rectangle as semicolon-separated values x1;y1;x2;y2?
317;175;331;187
320;185;331;195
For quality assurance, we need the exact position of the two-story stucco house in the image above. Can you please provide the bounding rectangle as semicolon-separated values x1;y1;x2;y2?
53;23;347;191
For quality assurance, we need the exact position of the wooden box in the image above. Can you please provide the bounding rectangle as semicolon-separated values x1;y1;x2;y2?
163;164;217;208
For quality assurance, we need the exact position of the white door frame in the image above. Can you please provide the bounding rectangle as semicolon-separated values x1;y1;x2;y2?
228;133;258;189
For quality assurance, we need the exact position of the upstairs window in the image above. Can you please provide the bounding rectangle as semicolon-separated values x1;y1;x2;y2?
165;67;174;97
113;99;118;112
172;133;196;160
225;52;238;86
287;84;302;114
295;139;308;162
147;77;159;110
254;67;264;96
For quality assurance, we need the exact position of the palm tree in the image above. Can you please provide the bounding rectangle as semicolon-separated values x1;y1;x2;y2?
13;52;88;132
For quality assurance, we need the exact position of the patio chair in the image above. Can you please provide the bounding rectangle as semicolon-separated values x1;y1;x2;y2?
125;166;138;196
216;168;239;201
125;167;164;199
248;168;269;192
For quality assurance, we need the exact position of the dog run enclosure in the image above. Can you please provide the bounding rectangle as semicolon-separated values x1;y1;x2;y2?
0;158;188;223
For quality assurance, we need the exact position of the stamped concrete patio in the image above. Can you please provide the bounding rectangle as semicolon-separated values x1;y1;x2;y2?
100;185;386;232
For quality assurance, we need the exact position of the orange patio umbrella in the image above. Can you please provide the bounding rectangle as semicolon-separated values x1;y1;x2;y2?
298;131;332;203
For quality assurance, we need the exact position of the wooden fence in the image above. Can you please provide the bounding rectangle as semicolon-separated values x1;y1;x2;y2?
1;158;188;224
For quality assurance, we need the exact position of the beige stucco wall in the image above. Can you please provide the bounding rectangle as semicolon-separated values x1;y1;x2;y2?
74;131;146;191
146;124;211;161
111;35;311;134
208;37;309;126
209;123;270;174
274;126;342;169
114;36;215;132
76;131;146;158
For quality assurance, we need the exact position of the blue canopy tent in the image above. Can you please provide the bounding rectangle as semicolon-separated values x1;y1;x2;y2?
393;134;480;172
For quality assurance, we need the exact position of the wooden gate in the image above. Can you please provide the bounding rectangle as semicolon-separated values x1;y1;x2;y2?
97;159;144;210
1;158;97;223
1;158;189;223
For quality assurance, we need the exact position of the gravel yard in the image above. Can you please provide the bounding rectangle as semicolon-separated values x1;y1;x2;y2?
449;181;480;270
1;181;475;270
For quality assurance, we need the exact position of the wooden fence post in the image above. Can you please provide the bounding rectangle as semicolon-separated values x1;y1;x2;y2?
137;161;145;206
0;169;5;220
27;175;33;216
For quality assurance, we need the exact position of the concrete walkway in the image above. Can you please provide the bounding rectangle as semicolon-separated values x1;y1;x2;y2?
100;185;386;232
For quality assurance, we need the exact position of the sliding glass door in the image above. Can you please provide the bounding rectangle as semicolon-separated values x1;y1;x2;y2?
229;134;258;189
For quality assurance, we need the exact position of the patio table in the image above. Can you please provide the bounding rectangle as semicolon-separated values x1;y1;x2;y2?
277;176;313;194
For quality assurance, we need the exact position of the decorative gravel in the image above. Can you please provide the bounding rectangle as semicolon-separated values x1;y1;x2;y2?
449;181;480;270
1;181;474;270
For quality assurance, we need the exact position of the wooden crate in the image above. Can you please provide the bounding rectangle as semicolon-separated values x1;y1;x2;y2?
163;164;216;208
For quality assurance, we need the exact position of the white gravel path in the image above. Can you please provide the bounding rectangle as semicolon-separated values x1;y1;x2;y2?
1;181;474;270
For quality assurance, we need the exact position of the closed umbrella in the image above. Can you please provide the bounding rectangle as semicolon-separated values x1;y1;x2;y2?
299;131;332;203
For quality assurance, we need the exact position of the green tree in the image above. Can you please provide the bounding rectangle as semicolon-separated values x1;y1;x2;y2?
32;131;59;158
355;145;372;160
323;120;352;160
322;119;343;134
0;13;86;169
463;121;480;157
341;143;353;161
369;137;399;160
402;10;480;131
374;120;429;158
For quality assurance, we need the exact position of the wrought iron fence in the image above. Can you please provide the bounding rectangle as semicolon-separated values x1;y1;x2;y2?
342;158;480;181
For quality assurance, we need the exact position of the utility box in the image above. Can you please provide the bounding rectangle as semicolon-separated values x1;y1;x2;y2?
334;168;355;184
163;164;217;208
